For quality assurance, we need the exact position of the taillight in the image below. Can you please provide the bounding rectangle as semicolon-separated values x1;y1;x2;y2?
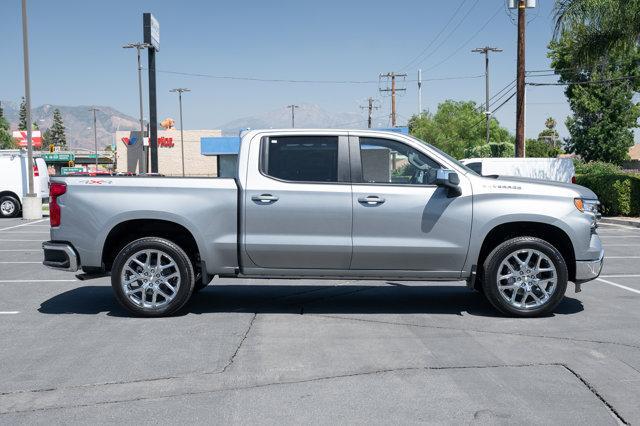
33;163;39;177
49;182;67;227
571;176;576;184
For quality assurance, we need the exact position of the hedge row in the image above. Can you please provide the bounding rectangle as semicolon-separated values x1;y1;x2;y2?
576;173;640;216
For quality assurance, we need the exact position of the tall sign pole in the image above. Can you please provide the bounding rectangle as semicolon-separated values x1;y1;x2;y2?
20;0;41;219
144;13;160;172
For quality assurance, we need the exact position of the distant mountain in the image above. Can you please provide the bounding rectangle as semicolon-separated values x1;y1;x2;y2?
1;100;139;150
218;103;368;135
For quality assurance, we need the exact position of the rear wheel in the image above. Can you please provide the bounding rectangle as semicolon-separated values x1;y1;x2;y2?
482;237;568;317
111;237;195;317
0;196;21;218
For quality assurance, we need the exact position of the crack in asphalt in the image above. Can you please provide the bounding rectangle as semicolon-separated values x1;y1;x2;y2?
222;313;257;373
0;362;629;424
310;314;640;351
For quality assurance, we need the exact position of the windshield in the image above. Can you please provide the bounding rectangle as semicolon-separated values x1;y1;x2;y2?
407;135;479;176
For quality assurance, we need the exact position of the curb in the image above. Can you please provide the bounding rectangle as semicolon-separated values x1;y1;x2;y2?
601;217;640;228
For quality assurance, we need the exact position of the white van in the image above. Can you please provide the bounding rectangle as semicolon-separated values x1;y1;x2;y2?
460;157;576;184
0;150;50;218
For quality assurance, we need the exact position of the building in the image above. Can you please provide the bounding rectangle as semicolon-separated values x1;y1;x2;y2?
115;129;221;176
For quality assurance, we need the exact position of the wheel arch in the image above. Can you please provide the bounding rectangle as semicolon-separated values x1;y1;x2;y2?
475;221;576;285
102;219;201;272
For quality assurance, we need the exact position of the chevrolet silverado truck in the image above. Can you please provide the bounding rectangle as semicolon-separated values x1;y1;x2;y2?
42;129;604;317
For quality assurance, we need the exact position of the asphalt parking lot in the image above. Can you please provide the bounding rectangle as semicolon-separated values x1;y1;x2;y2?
0;218;638;424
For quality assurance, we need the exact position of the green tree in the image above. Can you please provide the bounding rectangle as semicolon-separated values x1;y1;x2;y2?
554;0;640;65
47;108;67;148
18;97;27;131
408;100;514;159
549;31;640;164
0;112;16;149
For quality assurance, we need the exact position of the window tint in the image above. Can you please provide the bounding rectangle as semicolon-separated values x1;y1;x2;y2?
264;136;339;182
360;137;441;185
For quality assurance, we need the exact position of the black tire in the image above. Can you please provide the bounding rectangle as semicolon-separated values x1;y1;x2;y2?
111;237;195;317
0;196;21;218
482;237;568;317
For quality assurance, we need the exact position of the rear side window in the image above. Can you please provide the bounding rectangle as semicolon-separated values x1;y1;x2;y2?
262;136;339;182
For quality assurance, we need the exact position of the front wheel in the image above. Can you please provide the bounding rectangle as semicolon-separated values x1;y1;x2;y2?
111;237;195;317
482;237;568;317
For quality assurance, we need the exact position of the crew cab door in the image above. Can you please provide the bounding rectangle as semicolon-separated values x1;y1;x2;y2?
349;135;472;275
243;134;352;270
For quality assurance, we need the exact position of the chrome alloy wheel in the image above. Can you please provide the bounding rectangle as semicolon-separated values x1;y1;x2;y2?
1;200;15;216
496;249;557;310
120;249;181;310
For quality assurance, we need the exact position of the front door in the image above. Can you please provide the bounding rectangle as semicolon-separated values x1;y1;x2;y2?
350;136;472;274
243;134;352;270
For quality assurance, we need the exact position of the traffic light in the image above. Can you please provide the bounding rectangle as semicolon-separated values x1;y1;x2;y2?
49;144;55;153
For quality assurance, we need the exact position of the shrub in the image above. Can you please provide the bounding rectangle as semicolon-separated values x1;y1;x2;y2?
576;172;640;216
574;160;621;175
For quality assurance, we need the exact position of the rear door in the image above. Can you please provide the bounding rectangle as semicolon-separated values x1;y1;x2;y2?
349;135;472;274
243;134;353;270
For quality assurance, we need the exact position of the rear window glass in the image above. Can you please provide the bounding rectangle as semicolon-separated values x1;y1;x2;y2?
263;136;339;182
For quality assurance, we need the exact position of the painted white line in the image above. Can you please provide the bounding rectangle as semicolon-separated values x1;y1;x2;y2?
0;231;50;233
0;311;19;315
596;278;640;295
602;244;640;247
0;280;78;283
0;219;47;232
0;239;44;242
606;256;640;259
599;274;640;278
0;249;40;252
0;261;42;264
599;223;640;230
600;236;640;239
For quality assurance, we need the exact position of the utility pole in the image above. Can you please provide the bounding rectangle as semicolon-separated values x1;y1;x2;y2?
379;72;407;127
287;105;299;128
170;88;190;177
123;42;151;173
360;98;380;129
515;0;527;157
472;46;502;145
20;0;41;219
418;69;423;116
89;108;99;170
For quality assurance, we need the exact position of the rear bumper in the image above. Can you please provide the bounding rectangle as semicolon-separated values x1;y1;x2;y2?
42;241;80;272
575;249;604;284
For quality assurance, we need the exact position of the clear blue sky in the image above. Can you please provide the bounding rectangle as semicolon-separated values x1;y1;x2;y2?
1;0;571;138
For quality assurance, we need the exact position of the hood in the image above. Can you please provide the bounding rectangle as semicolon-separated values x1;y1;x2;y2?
487;175;598;200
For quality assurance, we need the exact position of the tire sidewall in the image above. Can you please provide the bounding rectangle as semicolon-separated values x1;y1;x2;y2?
482;237;568;317
0;196;21;218
111;237;195;317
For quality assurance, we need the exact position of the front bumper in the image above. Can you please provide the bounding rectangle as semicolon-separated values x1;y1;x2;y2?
575;249;604;283
42;241;80;272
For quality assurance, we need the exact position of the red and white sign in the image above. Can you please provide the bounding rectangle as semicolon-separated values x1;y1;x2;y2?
120;136;174;148
13;131;42;148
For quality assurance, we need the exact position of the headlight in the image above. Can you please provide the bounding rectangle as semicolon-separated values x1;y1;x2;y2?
574;198;600;214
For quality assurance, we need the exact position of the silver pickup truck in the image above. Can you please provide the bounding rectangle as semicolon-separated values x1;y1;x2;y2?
43;129;604;317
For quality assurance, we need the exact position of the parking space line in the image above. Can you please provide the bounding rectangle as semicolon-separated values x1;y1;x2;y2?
0;249;40;252
599;223;640;231
0;261;42;264
0;311;19;314
0;239;45;242
601;244;640;247
0;219;47;232
599;236;640;239
596;278;640;295
606;256;640;259
599;274;640;278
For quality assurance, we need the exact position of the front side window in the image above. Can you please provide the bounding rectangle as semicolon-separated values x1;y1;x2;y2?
263;136;339;182
359;137;441;185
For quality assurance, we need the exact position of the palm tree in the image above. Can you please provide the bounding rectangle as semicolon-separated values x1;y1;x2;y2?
553;0;640;63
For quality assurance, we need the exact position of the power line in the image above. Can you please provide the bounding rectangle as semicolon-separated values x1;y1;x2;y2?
424;3;503;72
400;0;472;71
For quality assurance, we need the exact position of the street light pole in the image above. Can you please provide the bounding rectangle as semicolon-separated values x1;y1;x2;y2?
123;42;152;173
170;88;190;177
20;0;41;219
89;108;99;170
287;104;299;128
472;46;502;145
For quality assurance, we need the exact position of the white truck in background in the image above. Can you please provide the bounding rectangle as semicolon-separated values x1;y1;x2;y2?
0;150;50;218
460;158;576;183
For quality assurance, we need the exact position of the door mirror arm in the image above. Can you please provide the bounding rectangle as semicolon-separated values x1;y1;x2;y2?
435;169;462;198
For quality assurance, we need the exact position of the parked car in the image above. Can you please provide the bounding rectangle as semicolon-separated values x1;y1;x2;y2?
0;150;49;218
42;130;603;317
460;157;576;183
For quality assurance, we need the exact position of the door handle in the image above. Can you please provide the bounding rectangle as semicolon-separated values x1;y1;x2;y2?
358;195;385;205
251;194;279;203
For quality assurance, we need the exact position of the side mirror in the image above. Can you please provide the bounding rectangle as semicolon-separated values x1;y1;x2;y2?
436;169;462;197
